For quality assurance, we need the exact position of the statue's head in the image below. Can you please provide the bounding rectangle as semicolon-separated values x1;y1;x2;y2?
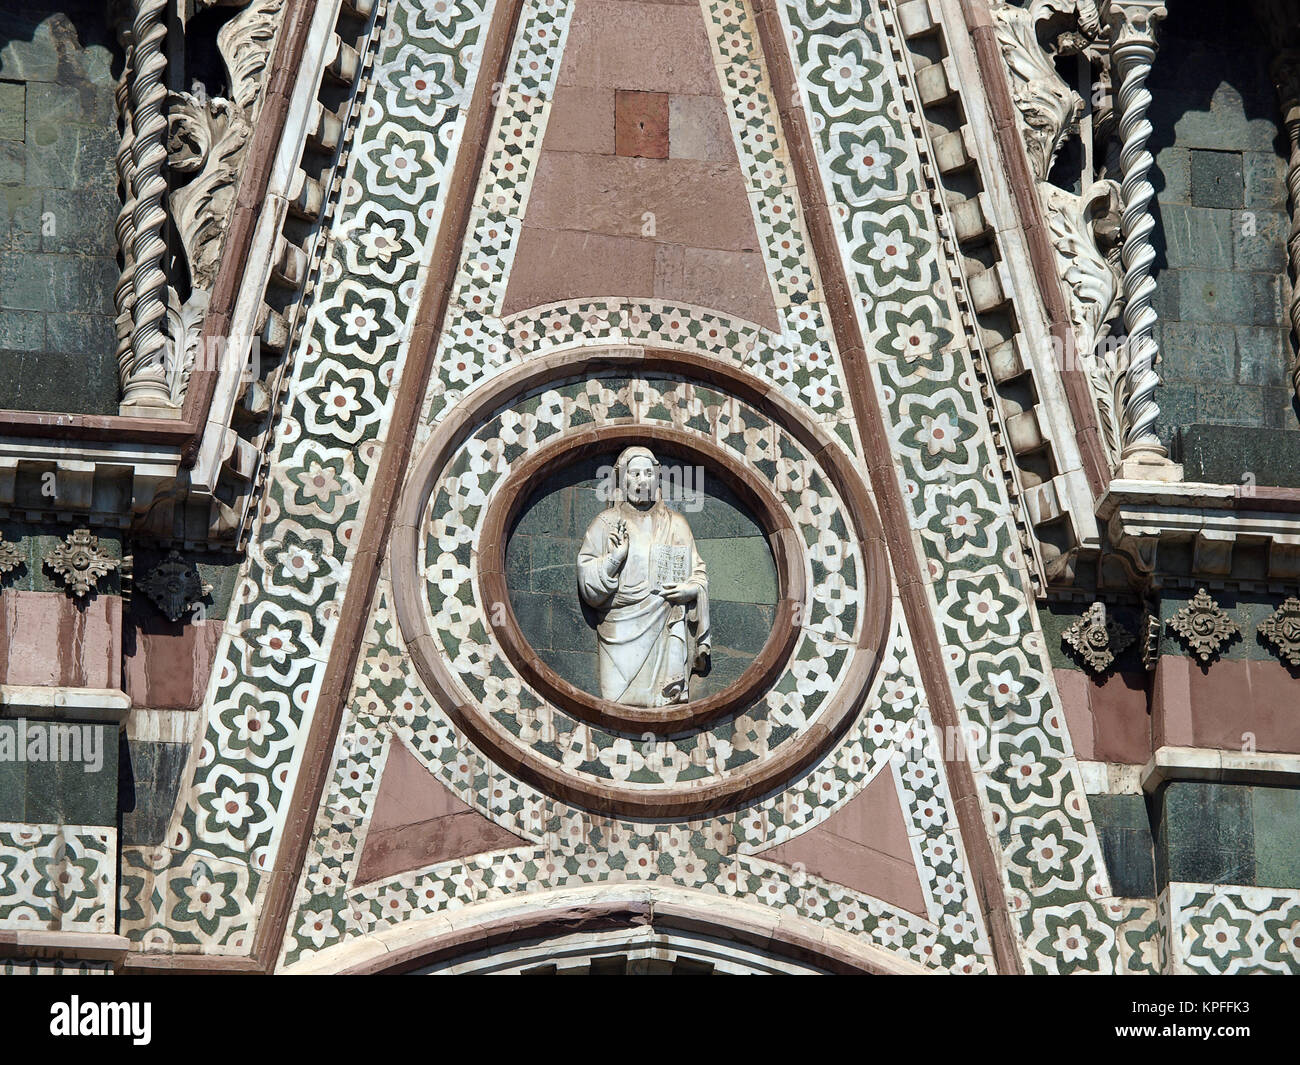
614;446;659;508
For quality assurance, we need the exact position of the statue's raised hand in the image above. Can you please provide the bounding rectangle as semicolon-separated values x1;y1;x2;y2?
606;519;629;572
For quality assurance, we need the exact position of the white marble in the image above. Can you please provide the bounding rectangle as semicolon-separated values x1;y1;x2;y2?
577;447;710;706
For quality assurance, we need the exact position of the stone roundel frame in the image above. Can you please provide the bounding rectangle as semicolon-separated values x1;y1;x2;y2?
392;348;892;817
479;424;803;733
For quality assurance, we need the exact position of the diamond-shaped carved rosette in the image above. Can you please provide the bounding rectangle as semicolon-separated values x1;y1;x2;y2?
1258;596;1300;667
43;528;119;599
138;550;213;622
1062;602;1134;673
1166;588;1239;663
0;533;21;578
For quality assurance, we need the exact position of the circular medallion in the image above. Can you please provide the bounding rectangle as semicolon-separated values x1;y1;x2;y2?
392;351;890;816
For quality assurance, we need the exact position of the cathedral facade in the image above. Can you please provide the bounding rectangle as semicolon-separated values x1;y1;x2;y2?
0;0;1298;975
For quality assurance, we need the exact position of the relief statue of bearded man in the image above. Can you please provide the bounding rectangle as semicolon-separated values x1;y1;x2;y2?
577;446;711;707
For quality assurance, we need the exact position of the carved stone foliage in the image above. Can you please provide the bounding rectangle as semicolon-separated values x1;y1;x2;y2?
168;0;283;294
1258;596;1300;667
0;534;22;578
44;529;120;600
168;95;252;294
993;1;1177;469
992;1;1085;181
110;0;284;411
993;2;1136;468
1062;601;1134;672
163;288;211;404
1166;588;1240;663
1041;180;1127;459
139;550;213;622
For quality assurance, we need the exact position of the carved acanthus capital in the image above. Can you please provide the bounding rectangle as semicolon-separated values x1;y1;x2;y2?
1100;0;1168;52
1166;588;1240;663
1062;601;1135;672
1258;596;1300;667
44;529;120;599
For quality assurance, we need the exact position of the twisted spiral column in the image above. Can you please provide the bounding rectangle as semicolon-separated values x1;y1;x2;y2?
121;0;175;411
1272;52;1300;400
1103;1;1169;463
112;21;137;381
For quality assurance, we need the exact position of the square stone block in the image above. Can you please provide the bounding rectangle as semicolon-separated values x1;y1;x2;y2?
1233;208;1288;273
549;593;596;653
1090;793;1156;897
1160;320;1233;382
1190;149;1244;209
1152;270;1181;321
24;122;117;192
558;1;718;95
122;618;224;711
0;308;44;351
40;186;120;256
23;728;119;826
1243;150;1286;210
1252;786;1300;889
544;86;615;155
1261;388;1299;430
0;589;121;689
1235;326;1288;387
527;535;583;595
668;94;733;163
120;739;190;846
615;89;669;159
1155;146;1190;204
1158;781;1255;887
1178;270;1279;326
696;536;778;604
0;140;24;184
544;648;598;695
45;310;115;354
1156;204;1231;271
0;81;24;141
0;186;41;252
1154;382;1196;442
507;589;553;651
1195;383;1263;426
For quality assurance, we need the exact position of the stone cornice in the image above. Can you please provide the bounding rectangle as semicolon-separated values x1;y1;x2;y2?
0;931;130;965
1141;745;1300;793
1099;480;1300;587
0;687;132;723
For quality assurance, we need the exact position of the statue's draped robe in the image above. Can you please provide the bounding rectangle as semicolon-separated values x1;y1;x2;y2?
577;501;710;706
